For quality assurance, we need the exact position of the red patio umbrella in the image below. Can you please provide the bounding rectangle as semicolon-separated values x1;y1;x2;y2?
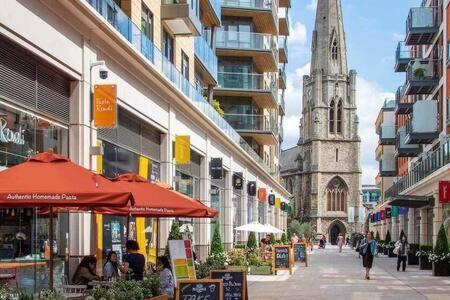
0;152;134;289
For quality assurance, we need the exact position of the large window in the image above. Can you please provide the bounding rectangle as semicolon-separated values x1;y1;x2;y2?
325;177;347;212
163;30;174;62
181;51;189;80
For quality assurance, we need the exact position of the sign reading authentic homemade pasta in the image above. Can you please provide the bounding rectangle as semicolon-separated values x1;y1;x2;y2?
210;270;247;300
176;279;223;300
93;84;117;128
273;245;292;275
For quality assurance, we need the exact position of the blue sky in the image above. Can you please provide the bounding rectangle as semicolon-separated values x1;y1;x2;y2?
281;0;420;184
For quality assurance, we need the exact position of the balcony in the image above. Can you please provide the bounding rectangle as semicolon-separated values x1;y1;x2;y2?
278;8;290;36
394;85;413;115
161;0;202;36
395;127;422;157
279;0;291;8
224;113;278;145
405;59;438;95
405;100;439;144
215;72;278;108
199;0;221;27
216;30;277;72
84;0;275;176
279;36;288;63
379;153;397;177
221;0;278;35
194;32;218;85
405;7;438;45
379;124;396;145
395;42;413;72
279;90;286;116
279;122;284;142
278;66;286;89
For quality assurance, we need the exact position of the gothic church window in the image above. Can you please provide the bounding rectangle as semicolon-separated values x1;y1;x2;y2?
325;177;347;212
329;100;335;133
331;39;338;60
337;100;342;133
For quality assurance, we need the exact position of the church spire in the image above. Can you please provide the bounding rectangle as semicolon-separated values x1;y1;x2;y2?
311;0;348;76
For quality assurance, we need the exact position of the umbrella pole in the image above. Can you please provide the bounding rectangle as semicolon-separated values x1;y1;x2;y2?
156;218;160;258
49;207;54;290
126;214;130;241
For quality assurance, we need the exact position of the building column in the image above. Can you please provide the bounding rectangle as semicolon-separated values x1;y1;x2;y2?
432;193;443;246
392;217;399;241
195;153;211;261
239;176;248;242
223;170;233;250
420;208;428;246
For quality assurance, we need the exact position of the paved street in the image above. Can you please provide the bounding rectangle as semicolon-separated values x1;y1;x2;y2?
248;246;450;300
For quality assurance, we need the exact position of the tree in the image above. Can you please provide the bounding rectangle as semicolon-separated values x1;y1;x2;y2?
247;232;258;250
289;219;302;236
281;233;288;244
299;223;313;240
210;224;224;256
211;99;224;116
269;233;276;245
385;230;391;243
164;220;182;257
375;231;380;242
434;224;449;255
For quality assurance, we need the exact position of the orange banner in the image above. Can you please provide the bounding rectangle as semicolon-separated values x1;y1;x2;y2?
93;84;117;128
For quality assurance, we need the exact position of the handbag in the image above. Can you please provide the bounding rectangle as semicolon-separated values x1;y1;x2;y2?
393;243;400;255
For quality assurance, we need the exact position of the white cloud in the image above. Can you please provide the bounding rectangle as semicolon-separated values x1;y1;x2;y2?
307;0;317;11
282;115;300;148
289;21;308;46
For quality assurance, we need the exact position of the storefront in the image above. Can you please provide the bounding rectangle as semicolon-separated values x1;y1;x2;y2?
211;173;226;241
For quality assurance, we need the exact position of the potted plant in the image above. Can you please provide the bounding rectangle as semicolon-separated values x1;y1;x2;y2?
413;67;426;79
226;248;248;272
281;233;288;245
248;252;272;275
408;244;419;265
417;245;433;270
430;224;450;276
384;231;396;257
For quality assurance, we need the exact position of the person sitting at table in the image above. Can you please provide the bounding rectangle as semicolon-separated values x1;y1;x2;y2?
72;256;100;286
157;256;174;299
123;240;145;281
103;251;125;280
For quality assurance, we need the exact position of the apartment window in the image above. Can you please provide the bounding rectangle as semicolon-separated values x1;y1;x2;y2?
141;4;153;42
181;51;189;80
163;30;174;62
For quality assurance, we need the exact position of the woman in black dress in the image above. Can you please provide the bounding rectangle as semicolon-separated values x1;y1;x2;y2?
360;231;377;280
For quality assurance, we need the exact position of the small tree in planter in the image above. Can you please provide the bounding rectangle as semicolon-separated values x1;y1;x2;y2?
269;233;276;245
417;245;433;270
247;232;258;251
384;231;396;257
430;224;450;276
375;231;381;243
211;224;224;256
164;220;182;256
281;233;288;244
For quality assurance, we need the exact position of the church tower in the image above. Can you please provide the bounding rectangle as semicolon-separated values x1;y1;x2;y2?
299;0;361;242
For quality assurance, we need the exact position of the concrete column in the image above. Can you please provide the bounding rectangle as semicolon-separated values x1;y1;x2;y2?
420;208;428;245
380;220;385;241
239;176;248;242
223;170;233;250
432;193;443;246
195;154;211;261
408;209;416;243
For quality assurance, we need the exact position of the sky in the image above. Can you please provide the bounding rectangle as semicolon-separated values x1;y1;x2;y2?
281;0;420;185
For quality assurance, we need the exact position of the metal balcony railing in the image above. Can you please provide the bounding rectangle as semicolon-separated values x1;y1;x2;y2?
85;0;274;175
222;0;277;20
223;114;278;136
194;30;218;81
406;7;438;45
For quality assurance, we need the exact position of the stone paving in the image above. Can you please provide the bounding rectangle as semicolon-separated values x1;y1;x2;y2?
248;246;450;300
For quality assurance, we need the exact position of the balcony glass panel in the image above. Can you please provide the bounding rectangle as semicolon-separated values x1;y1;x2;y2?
218;72;276;91
278;7;290;29
216;29;276;52
86;0;272;174
194;30;218;81
407;7;435;30
224;114;278;136
380;154;396;172
380;124;396;140
407;100;438;134
211;0;221;19
222;0;274;10
407;59;438;82
279;36;288;53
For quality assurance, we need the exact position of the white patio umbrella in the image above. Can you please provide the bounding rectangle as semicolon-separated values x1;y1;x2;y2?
264;223;284;234
234;221;268;233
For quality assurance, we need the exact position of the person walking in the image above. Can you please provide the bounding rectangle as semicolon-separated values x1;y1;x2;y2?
358;233;367;259
360;231;377;280
395;233;410;272
337;233;345;253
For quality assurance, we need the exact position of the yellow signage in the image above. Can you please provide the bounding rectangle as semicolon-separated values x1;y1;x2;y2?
93;84;117;128
275;198;281;209
175;136;190;164
139;156;149;179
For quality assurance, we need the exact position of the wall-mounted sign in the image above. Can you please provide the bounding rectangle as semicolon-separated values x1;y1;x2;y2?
280;202;286;211
0;118;25;145
376;212;380;222
232;173;243;189
175;136;190;165
257;188;267;202
247;181;256;196
268;194;275;206
399;207;409;215
93;84;117;128
439;181;450;204
385;207;391;219
275;198;281;209
210;158;223;180
380;210;385;220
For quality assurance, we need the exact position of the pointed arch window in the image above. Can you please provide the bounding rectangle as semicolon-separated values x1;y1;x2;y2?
331;40;338;61
337;100;342;133
325;177;347;212
329;100;335;134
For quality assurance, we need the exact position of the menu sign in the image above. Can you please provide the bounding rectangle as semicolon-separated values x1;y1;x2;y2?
176;279;223;300
273;245;292;275
293;243;308;266
210;270;247;300
168;240;196;284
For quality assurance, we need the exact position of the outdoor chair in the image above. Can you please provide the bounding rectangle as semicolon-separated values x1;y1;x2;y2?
61;284;87;300
0;267;18;290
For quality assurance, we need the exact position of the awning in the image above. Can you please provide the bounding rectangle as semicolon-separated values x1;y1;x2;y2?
386;195;432;208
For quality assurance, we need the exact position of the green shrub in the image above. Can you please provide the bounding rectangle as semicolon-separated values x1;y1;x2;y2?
211;224;224;256
246;232;258;250
227;248;247;266
195;252;227;279
0;285;14;300
281;233;287;244
434;224;449;255
269;233;276;245
141;273;161;298
375;231;380;242
18;292;32;300
289;219;302;235
247;252;261;266
385;230;391;243
39;290;63;300
234;243;246;249
108;279;145;300
409;243;419;254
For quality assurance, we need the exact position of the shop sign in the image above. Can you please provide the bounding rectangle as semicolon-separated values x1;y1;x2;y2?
439;181;450;204
280;202;286;211
391;206;399;218
376;212;380;222
380;210;385;220
385;207;391;219
0;118;25;145
399;207;409;215
210;158;223;180
232;172;243;189
257;188;266;202
175;136;190;165
275;198;281;208
93;84;117;128
268;194;275;206
247;181;256;196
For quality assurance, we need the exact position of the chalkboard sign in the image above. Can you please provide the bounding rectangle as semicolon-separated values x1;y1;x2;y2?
293;243;308;266
273;245;292;275
210;270;247;300
176;279;223;300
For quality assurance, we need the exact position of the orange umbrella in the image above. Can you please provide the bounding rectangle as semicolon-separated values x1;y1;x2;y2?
95;173;218;218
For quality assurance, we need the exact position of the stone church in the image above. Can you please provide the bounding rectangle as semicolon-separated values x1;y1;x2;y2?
280;0;362;244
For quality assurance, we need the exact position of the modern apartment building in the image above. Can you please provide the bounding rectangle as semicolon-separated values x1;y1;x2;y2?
0;0;290;292
362;185;381;208
371;0;450;245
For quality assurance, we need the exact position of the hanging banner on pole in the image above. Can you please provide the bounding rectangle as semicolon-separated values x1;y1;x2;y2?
175;136;190;165
93;84;117;128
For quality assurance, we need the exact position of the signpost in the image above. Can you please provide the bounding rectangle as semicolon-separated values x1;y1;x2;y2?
176;279;223;300
293;243;308;267
273;245;292;275
210;270;247;300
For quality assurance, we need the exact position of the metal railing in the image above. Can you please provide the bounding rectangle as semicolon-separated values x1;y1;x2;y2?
194;30;218;81
279;90;286;111
223;114;278;136
406;59;438;82
278;67;286;85
396;85;406;102
216;29;277;55
85;0;274;175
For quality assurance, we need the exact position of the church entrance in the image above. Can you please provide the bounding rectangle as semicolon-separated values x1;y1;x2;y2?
328;221;346;245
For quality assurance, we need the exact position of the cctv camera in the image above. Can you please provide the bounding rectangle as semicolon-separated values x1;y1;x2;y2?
99;65;109;80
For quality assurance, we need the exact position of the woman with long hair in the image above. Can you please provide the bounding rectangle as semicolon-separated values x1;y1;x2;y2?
360;231;377;280
157;256;175;299
72;256;100;286
103;251;122;280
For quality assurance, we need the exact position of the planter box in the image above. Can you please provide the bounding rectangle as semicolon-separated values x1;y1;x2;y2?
249;265;272;275
388;249;397;258
408;253;419;265
383;248;388;256
377;246;383;254
227;265;248;272
432;260;450;276
419;256;432;270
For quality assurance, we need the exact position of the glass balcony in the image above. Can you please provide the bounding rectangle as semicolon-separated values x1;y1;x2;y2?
405;100;439;144
223;114;278;137
279;36;288;63
405;59;438;95
379;124;396;145
395;42;414;72
85;0;274;175
279;90;286;115
161;0;202;35
394;85;413;115
278;7;290;36
405;7;438;45
395;127;422;157
194;31;218;83
278;66;286;89
379;153;397;177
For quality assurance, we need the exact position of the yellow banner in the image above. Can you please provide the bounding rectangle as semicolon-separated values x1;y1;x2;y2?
96;140;103;175
275;198;281;209
139;156;149;179
136;218;146;257
93;84;117;128
175;136;190;164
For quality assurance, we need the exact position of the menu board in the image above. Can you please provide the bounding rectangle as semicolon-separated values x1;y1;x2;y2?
210;270;246;300
168;240;196;283
293;243;308;266
176;279;223;300
273;245;292;275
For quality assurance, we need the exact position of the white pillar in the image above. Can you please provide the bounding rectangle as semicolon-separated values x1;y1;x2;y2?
432;192;442;246
420;208;428;245
194;154;211;261
223;170;233;250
